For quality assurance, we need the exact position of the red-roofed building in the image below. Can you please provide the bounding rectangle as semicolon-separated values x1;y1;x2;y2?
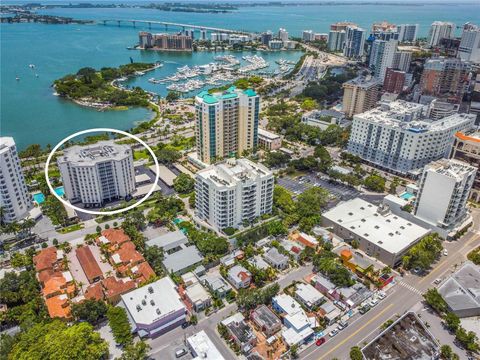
33;247;62;273
85;282;104;301
290;232;319;249
75;246;104;284
45;294;72;320
97;228;130;251
103;276;136;304
111;241;145;276
132;262;156;284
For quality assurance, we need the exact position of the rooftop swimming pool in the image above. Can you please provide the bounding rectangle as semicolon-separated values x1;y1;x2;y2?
400;192;415;200
32;186;65;204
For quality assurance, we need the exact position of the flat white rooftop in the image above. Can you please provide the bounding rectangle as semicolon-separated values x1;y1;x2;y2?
323;198;430;254
187;330;225;360
59;140;132;165
120;277;185;326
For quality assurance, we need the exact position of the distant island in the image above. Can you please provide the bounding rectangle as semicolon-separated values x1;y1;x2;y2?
53;63;158;110
0;13;94;24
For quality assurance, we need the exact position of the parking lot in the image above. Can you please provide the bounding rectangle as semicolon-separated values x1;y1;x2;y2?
277;173;359;201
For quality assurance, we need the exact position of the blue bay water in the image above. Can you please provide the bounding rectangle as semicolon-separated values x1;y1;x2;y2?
1;2;479;149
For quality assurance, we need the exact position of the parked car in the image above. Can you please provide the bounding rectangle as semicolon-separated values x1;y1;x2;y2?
175;349;187;358
338;321;348;330
443;249;448;256
329;329;339;337
377;291;386;300
316;337;326;346
359;305;371;314
181;322;190;329
369;299;379;307
434;278;442;285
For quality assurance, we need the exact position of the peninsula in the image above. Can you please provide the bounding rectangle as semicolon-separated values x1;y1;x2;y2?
53;63;158;110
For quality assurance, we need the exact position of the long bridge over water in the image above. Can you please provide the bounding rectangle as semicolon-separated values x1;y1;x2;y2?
99;19;255;36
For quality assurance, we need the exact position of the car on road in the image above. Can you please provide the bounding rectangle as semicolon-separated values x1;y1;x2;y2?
329;329;339;337
359;305;371;314
316;337;326;346
443;249;448;256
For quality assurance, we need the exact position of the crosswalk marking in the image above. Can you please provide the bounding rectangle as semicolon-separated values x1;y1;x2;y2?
397;281;423;296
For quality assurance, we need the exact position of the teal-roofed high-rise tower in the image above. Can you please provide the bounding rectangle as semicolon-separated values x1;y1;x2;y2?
194;86;260;164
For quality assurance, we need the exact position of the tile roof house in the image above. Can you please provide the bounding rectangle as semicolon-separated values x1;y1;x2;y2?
131;262;156;284
45;294;72;320
33;247;63;273
290;232;319;248
227;265;252;289
75;245;104;284
97;228;131;251
85;282;104;301
102;276;136;304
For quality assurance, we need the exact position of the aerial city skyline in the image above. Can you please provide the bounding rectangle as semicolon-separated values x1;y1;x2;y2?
0;1;480;360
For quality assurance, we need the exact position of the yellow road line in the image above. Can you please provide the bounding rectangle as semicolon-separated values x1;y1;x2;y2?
316;303;395;360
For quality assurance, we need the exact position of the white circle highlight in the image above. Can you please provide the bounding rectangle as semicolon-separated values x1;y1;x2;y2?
44;128;159;216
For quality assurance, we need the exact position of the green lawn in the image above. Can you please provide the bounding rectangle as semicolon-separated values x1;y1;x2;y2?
58;223;84;234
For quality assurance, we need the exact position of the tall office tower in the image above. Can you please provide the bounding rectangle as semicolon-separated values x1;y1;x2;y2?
414;159;476;230
278;28;289;42
0;137;32;223
342;76;381;118
195;158;274;231
343;26;366;59
260;31;273;46
347;101;476;175
383;68;406;94
369;39;398;81
419;57;471;103
428;21;455;47
450;131;480;202
392;50;412;72
195;87;260;164
458;23;480;63
200;29;207;41
57;141;136;207
302;30;315;42
397;24;419;42
327;30;346;52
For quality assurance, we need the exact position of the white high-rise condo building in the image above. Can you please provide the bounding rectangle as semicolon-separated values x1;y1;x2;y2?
397;24;419;43
278;28;289;42
343;26;366;59
195;158;274;231
302;30;315;42
414;159;477;231
0;137;32;223
369;39;398;81
58;141;136;207
458;23;480;63
195;87;260;164
428;21;455;47
347;100;476;175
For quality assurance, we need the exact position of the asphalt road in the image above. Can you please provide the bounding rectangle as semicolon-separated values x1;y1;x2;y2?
300;212;480;360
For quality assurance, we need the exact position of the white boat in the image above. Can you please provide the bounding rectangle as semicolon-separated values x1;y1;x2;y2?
29;64;35;69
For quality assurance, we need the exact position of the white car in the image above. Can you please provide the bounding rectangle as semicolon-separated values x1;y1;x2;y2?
443;249;448;256
377;292;386;300
369;299;379;307
329;329;339;337
434;278;442;285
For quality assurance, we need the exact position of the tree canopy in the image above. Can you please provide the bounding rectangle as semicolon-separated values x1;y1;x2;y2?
9;320;109;360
